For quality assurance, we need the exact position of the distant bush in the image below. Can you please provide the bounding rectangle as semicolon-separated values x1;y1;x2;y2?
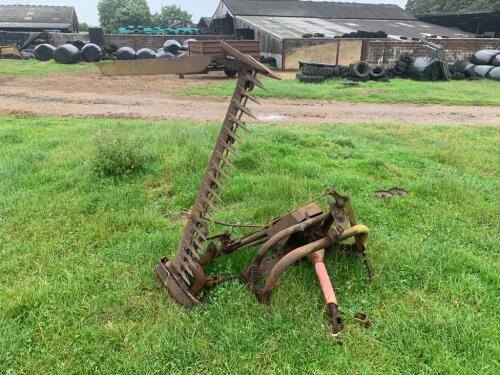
91;130;146;177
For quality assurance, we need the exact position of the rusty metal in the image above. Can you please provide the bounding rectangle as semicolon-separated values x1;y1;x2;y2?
98;40;261;77
98;54;213;76
354;312;371;328
156;42;371;335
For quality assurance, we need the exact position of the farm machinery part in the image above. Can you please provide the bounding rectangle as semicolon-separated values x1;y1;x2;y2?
156;42;372;335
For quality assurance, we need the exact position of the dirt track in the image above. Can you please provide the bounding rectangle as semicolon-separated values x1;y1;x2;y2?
1;72;499;126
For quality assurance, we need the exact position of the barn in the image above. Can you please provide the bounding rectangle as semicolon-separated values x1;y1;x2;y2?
210;0;474;69
0;4;79;33
418;11;500;38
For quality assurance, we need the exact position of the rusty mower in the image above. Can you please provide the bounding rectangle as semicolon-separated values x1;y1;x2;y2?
156;42;372;335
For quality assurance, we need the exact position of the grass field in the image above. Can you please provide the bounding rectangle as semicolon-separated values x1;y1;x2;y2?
183;78;500;106
0;116;499;374
0;60;95;77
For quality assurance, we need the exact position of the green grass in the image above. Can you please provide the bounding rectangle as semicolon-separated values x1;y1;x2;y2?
183;78;500;106
0;116;498;374
0;60;96;77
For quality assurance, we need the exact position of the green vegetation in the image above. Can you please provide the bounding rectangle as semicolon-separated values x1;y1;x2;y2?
183;78;500;106
406;0;500;14
1;116;498;374
0;60;96;77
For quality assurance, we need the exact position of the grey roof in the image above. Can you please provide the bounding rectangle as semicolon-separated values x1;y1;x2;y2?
0;5;78;30
199;17;213;26
223;0;416;20
236;15;474;39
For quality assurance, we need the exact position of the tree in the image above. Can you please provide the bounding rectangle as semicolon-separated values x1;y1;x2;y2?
154;5;193;27
406;0;500;14
97;0;152;33
115;0;152;28
79;22;90;32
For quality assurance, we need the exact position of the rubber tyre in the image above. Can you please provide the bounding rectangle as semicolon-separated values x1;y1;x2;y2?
224;69;237;78
349;61;370;78
400;55;413;64
296;72;326;83
369;66;386;79
303;64;336;77
396;60;409;70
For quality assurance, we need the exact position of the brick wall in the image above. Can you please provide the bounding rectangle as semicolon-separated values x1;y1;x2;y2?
366;38;500;66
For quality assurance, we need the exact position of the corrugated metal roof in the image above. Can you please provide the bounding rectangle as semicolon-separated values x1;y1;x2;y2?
224;0;416;20
236;15;474;39
0;5;77;30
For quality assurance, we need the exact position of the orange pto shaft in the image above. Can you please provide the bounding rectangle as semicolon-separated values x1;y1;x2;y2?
308;249;343;336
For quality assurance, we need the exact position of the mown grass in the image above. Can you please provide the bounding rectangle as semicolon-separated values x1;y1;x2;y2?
0;60;96;76
0;116;498;374
183;77;500;106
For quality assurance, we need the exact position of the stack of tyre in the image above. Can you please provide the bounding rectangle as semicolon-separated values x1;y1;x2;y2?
34;42;102;64
296;61;389;83
117;39;195;61
390;55;414;78
453;49;500;81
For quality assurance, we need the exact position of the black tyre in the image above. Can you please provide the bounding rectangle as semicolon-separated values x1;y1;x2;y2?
302;33;313;38
349;61;370;78
400;55;413;64
303;64;336;77
396;60;409;70
224;69;237;78
369;66;386;79
296;72;326;83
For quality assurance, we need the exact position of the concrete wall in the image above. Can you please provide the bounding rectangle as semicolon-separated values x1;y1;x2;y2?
48;32;89;46
282;39;363;70
365;38;500;66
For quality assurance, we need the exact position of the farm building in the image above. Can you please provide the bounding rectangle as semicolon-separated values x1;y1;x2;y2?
210;0;474;69
0;4;79;32
418;11;500;38
198;17;213;31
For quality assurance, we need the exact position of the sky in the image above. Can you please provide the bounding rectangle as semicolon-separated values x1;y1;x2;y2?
0;0;408;24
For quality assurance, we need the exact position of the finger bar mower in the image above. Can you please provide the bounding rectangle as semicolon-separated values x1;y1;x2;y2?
156;42;372;335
